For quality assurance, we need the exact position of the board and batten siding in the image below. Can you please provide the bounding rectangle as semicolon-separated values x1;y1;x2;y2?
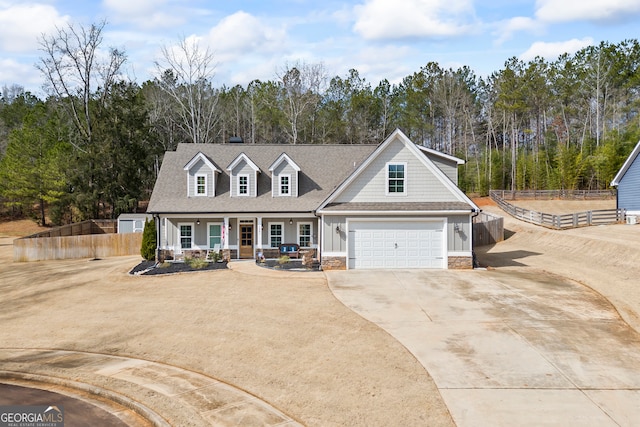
187;159;215;197
447;215;471;252
272;162;298;196
230;160;257;197
618;154;640;211
334;138;458;203
322;215;347;252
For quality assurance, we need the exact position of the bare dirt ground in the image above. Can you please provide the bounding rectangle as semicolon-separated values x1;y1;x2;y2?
0;219;46;237
477;198;640;333
0;234;453;426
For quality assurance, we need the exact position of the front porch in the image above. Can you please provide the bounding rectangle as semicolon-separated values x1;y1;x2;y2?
156;214;320;263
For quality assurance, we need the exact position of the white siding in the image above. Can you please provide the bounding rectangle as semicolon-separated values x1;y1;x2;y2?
334;138;458;203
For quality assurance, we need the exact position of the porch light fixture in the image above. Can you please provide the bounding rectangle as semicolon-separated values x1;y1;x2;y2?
335;225;341;234
228;223;232;230
289;218;293;224
197;219;200;225
454;223;460;232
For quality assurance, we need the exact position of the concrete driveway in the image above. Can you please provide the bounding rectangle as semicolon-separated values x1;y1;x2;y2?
326;268;640;426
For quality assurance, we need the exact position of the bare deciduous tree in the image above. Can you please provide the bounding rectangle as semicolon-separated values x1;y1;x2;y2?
154;37;219;144
37;20;126;148
278;61;327;144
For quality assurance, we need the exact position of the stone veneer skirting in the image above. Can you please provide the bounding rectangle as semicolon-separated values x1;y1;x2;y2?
321;256;347;270
448;256;473;269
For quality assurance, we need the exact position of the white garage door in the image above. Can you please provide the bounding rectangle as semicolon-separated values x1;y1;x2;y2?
348;221;445;269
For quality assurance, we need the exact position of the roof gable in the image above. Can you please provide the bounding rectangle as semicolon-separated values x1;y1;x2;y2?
269;153;301;172
183;152;221;172
227;152;261;173
611;140;640;186
318;129;479;211
417;146;465;165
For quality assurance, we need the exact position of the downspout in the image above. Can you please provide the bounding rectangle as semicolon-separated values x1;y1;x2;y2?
154;214;161;265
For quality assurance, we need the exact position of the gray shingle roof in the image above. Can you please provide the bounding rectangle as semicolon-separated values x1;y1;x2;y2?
147;143;377;214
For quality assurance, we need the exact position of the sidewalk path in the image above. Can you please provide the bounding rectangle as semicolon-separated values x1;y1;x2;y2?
0;348;302;427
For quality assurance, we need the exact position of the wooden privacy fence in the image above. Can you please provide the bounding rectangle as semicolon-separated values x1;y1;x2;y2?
473;212;504;247
24;219;117;238
14;233;143;262
492;189;616;200
490;190;625;230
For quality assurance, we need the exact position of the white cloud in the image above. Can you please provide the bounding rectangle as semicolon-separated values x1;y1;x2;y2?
494;16;541;45
353;0;476;40
0;3;69;52
519;38;593;62
535;0;640;23
205;11;287;62
0;58;42;90
102;0;184;29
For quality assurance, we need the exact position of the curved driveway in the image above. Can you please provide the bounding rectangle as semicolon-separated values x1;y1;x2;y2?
326;268;640;426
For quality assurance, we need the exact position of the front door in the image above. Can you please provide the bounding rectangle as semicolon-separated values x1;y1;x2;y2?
239;224;254;258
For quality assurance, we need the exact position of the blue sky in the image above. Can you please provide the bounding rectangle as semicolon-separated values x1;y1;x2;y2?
1;0;639;95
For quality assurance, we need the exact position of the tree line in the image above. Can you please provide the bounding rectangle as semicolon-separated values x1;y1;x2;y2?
1;21;639;226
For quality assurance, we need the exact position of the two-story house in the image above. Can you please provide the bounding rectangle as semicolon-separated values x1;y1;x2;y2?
147;129;479;269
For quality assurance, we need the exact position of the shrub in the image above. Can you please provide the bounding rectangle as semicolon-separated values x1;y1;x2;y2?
207;250;221;262
278;255;290;265
187;257;208;269
140;218;156;261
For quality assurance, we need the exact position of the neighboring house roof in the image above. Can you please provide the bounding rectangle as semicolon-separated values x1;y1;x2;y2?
148;143;376;214
611;140;640;186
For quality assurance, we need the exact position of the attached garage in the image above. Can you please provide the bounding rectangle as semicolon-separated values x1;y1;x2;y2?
348;220;446;269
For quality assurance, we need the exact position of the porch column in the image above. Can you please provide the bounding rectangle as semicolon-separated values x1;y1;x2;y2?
256;217;263;248
223;216;229;249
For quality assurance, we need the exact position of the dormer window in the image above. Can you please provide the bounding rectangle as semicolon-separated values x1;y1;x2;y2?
280;175;290;196
269;153;301;197
227;153;261;197
183;152;220;197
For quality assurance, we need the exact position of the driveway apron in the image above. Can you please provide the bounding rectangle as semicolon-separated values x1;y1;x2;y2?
326;268;640;426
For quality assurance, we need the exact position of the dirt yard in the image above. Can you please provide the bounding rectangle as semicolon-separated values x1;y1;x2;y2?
477;200;640;333
0;236;453;427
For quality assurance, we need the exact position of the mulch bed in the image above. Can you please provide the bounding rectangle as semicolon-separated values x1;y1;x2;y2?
130;260;228;275
257;259;320;271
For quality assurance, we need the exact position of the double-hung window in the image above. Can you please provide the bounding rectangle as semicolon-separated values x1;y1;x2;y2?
387;163;406;195
269;223;283;247
238;175;249;195
298;222;312;247
195;175;206;196
280;175;290;196
179;224;193;249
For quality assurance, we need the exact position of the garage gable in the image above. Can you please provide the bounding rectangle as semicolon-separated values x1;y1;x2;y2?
320;129;477;209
